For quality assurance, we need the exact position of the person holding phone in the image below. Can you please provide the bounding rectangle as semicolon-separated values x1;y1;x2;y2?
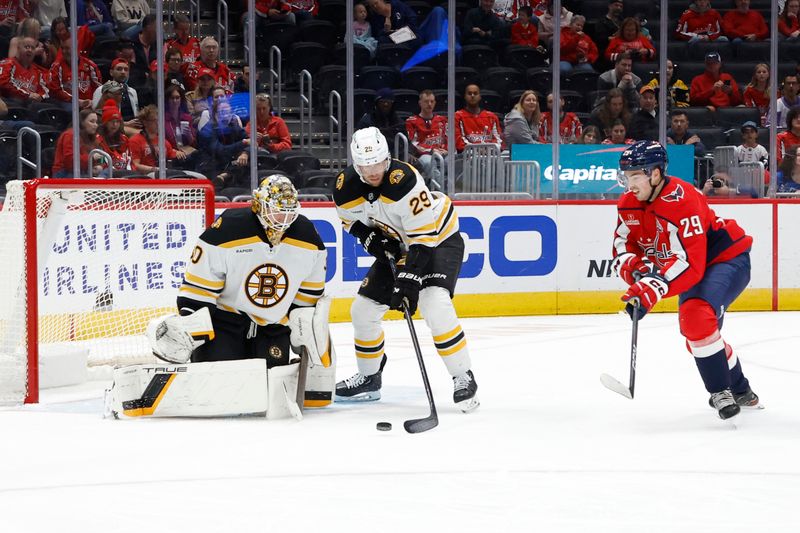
689;51;742;111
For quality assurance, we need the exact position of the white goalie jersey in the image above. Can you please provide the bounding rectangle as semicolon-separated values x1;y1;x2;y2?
178;208;327;326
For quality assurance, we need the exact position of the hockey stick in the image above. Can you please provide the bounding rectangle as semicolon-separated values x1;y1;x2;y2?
388;260;438;433
600;298;639;399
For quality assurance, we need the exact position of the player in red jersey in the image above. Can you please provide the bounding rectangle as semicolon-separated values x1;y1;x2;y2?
611;140;760;420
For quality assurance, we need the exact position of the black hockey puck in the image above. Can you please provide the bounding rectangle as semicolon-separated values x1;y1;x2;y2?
376;422;392;431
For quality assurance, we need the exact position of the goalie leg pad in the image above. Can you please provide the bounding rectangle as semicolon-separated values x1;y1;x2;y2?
302;341;337;408
267;361;302;420
288;295;333;367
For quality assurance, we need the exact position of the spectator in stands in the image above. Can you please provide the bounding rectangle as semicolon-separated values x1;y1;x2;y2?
241;93;292;157
0;36;49;106
605;17;655;63
0;4;17;41
589;0;624;59
357;87;405;151
597;53;641;112
8;17;43;60
559;14;598;75
777;106;800;163
197;86;233;131
779;0;800;41
92;59;140;125
667;108;706;157
701;171;760;198
777;145;800;192
252;0;296;26
159;47;187;89
675;0;728;45
233;65;258;94
777;75;800;129
197;97;250;184
735;120;769;167
114;0;151;36
0;95;35;131
540;92;582;144
96;99;132;174
166;14;201;65
454;83;503;152
743;63;770;126
129;104;187;174
723;0;768;42
511;6;544;51
504;90;542;145
601;118;635;145
187;67;216;123
36;1;67;32
690;51;742;111
577;125;601;144
589;87;631;137
48;16;69;51
75;0;115;37
52;108;102;178
645;59;689;110
288;0;318;24
164;82;196;155
462;0;505;47
628;86;658;141
492;0;532;22
185;37;235;94
129;14;157;77
47;37;102;110
353;2;378;58
406;89;448;184
537;0;572;47
367;0;419;47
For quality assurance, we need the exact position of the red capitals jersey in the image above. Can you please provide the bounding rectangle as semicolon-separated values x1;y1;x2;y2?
613;177;752;298
539;111;582;144
675;8;724;41
48;56;103;102
165;36;201;64
406;114;448;154
184;61;235;93
454;108;503;152
0;0;18;20
0;58;48;100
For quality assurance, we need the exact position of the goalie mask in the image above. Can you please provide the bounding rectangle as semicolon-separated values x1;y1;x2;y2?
252;175;299;238
350;127;390;184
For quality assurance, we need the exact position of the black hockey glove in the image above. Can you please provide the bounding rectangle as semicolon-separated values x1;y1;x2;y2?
390;245;432;315
350;221;401;262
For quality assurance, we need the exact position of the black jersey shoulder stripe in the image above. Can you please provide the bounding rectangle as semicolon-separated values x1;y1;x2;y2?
283;214;325;250
379;160;419;202
200;207;267;246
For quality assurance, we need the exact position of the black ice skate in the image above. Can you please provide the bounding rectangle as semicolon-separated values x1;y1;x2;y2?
709;389;741;420
453;370;479;413
708;386;762;409
335;355;386;402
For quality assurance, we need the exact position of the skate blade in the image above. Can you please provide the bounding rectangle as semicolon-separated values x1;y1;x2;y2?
457;396;480;413
334;390;381;403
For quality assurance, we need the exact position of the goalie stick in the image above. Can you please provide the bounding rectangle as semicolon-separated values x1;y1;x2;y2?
388;260;438;434
600;297;640;399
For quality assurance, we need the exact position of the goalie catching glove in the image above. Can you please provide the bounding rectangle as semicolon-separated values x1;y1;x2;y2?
288;294;333;367
146;307;215;364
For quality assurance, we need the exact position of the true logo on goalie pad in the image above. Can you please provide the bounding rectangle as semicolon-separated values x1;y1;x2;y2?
245;263;289;308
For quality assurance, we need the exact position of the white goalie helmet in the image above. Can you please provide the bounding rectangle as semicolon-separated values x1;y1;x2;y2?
350;127;390;181
251;174;299;233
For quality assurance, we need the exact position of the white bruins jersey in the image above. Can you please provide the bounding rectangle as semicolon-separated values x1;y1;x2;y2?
332;159;458;249
177;208;326;326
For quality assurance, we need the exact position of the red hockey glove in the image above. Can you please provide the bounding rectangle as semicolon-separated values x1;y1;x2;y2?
612;252;652;286
621;274;669;320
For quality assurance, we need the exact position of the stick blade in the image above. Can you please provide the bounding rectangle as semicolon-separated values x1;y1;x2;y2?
600;373;633;399
404;415;438;434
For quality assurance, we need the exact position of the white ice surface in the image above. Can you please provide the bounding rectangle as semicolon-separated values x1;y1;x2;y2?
1;312;799;532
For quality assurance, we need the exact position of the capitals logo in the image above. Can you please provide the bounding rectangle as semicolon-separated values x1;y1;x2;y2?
661;184;684;203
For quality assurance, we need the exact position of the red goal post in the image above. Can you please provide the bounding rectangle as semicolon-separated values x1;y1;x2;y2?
0;179;215;405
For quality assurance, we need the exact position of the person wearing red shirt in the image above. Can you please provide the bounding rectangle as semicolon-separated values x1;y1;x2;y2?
777;106;800;164
510;6;542;49
689;51;742;110
52;108;101;177
743;63;770;126
559;14;598;75
722;0;768;42
454;83;503;152
128;105;187;174
605;17;655;63
236;93;292;168
0;36;49;104
47;38;102;109
612;140;758;420
184;37;235;94
165;14;201;65
675;0;728;43
779;0;800;41
539;92;582;143
96;100;132;173
406;89;448;182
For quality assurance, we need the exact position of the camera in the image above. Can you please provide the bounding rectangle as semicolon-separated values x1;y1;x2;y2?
712;178;724;188
724;79;731;86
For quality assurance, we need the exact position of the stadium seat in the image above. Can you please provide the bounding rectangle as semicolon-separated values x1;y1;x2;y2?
687;41;734;62
736;41;770;62
525;67;553;95
289;42;329;77
318;0;346;25
715;107;761;130
666;42;690;63
562;71;599;94
357;66;400;91
4;106;33;122
277;152;321;183
298;19;338;49
461;45;498;71
401;67;441;92
352;88;376;119
315;65;347;103
432;89;463;113
256;22;298;55
257;153;278;171
478;90;503;112
406;0;432;20
331;43;371;71
694;127;729;152
481;67;524;104
392;89;421;115
682;107;715;127
299;170;337;190
503;44;548;71
376;43;414;70
454;66;480;93
36;108;71;131
560;90;586;113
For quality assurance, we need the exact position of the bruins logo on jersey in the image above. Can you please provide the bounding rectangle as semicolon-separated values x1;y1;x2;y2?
335;172;344;190
389;169;404;185
269;346;283;359
211;217;222;229
244;263;289;308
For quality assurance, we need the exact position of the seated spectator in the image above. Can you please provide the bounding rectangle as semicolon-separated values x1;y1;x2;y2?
162;47;187;89
47;37;102;110
689;51;742;111
353;2;378;58
777;145;800;192
197;98;250;184
75;0;115;38
461;0;505;47
701;171;760;198
559;15;597;75
0;36;49;106
288;0;318;24
406;89;448;183
493;0;531;22
675;0;728;44
129;104;187;174
165;14;201;65
96;100;132;174
233;65;258;94
628;86;658;140
114;0;151;36
589;87;631;138
504;90;542;145
47;16;69;51
113;39;146;86
589;0;623;55
779;0;800;41
356;87;405;150
187;67;216;123
197;87;234;131
723;0;768;42
735;120;769;167
185;37;235;94
454;83;503;152
645;60;690;110
252;0;296;26
164;82;196;155
52;108;101;178
540;92;582;144
577;124;601;144
130;14;158;75
597;52;641;112
368;0;419;47
9;17;44;61
777;106;800;164
601;118;635;145
537;0;572;47
605;17;655;63
242;93;292;155
91;59;140;130
0;95;35;131
36;1;67;31
777;75;800;129
743;63;770;126
667;109;706;157
511;6;544;51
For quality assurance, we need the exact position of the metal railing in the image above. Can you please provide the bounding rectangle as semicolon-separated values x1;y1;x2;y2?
458;145;542;199
17;127;41;179
88;149;113;178
299;69;313;152
460;143;504;193
189;0;200;36
216;0;229;63
430;151;445;191
328;90;343;174
268;46;282;116
394;132;409;162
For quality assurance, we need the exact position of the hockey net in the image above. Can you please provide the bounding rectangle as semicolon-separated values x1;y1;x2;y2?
0;179;214;404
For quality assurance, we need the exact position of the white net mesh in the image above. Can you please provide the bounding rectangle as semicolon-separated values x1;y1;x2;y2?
0;180;211;404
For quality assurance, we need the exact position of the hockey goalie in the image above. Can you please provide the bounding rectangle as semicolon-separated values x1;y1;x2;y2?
105;175;336;420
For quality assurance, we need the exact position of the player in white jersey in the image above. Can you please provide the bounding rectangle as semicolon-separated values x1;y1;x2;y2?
332;127;479;412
